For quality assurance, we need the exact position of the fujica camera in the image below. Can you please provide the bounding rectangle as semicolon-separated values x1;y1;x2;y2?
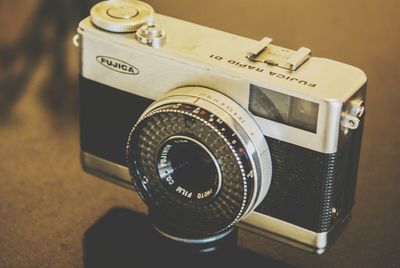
75;0;367;254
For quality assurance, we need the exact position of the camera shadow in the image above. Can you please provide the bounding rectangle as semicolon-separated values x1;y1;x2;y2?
83;207;295;268
0;0;95;121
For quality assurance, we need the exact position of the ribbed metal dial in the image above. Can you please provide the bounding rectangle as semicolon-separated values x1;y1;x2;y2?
90;0;154;33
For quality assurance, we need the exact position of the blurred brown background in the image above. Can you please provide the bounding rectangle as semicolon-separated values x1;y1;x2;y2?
0;0;399;267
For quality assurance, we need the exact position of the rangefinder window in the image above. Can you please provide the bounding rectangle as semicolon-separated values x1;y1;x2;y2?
249;84;319;132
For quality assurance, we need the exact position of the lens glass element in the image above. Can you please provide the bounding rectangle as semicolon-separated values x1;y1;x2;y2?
156;136;221;203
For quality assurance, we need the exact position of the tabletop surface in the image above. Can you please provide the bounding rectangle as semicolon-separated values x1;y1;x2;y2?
0;1;399;267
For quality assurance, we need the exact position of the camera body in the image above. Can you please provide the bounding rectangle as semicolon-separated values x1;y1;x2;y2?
77;1;366;254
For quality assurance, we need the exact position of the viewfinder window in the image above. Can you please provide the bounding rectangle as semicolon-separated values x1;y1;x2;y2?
249;85;319;133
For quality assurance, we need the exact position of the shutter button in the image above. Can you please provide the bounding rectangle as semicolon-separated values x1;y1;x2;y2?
136;23;166;48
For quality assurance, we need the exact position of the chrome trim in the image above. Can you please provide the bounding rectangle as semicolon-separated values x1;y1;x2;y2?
154;225;234;244
81;151;134;190
238;211;351;254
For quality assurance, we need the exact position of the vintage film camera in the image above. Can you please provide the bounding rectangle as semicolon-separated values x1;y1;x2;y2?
75;0;366;254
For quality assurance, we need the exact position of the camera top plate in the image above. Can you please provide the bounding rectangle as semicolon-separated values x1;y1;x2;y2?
76;8;367;154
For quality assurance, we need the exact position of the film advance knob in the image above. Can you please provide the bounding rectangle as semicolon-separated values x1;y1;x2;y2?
90;1;154;33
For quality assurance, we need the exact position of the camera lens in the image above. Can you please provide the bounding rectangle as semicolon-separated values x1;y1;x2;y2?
127;88;272;241
127;104;254;238
157;136;221;203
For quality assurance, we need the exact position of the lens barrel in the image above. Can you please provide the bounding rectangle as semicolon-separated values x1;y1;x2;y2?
126;87;272;241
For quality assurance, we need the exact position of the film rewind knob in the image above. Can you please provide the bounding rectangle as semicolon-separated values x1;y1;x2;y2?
90;1;154;33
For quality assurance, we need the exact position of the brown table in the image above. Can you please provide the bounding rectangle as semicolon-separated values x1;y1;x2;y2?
1;1;399;267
